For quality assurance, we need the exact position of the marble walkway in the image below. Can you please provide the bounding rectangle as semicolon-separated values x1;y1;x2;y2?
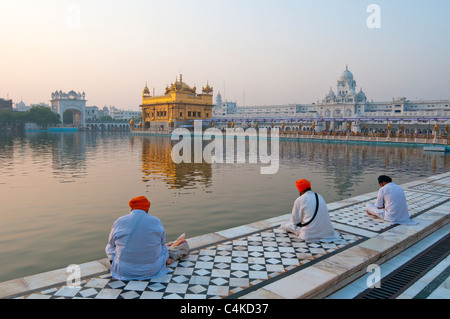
1;172;449;299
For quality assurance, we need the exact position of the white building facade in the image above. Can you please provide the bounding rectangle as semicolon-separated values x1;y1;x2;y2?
109;106;140;121
212;67;450;133
85;106;111;121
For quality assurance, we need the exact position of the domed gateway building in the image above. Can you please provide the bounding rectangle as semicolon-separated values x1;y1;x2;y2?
140;74;213;131
50;90;87;128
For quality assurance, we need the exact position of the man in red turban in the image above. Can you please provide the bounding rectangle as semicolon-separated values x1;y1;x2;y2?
106;196;169;280
296;179;311;193
128;196;151;212
281;179;339;241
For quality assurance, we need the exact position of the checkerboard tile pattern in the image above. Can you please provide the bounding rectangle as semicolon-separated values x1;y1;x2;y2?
432;176;450;186
329;202;390;232
17;228;361;299
329;191;448;233
409;183;450;196
405;190;449;212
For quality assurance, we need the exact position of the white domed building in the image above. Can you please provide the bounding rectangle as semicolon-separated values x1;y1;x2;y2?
324;66;366;104
211;65;450;133
319;66;368;128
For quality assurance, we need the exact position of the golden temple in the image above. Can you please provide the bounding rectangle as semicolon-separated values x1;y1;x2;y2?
140;74;213;130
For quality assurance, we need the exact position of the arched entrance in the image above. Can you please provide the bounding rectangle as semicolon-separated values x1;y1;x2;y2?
60;106;84;127
63;108;83;127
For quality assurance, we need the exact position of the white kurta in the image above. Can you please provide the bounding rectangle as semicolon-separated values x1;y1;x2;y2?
106;210;169;280
281;191;339;241
366;182;417;225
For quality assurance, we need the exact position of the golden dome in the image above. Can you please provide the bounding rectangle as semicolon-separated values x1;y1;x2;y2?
165;74;196;94
143;83;150;96
202;81;213;94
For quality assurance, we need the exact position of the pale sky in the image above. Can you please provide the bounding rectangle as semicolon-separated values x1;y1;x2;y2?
0;0;449;110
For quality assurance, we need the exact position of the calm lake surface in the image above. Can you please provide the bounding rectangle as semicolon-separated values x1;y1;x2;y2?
0;131;449;282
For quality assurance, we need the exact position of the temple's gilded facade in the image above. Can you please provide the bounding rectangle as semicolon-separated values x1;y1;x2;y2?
140;74;213;130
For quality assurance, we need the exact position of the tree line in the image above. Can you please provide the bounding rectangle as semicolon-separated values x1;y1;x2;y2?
0;106;61;129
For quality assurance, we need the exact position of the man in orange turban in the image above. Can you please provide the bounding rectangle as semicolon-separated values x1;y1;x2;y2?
281;179;339;241
106;196;169;280
296;179;311;194
128;196;151;212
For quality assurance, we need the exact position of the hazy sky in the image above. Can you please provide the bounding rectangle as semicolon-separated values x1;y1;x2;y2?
0;0;449;110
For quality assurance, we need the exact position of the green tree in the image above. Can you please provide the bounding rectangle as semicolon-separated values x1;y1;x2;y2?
28;106;61;129
0;107;60;129
0;111;13;122
0;110;29;123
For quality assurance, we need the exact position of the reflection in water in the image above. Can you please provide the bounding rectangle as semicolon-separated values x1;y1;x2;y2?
0;132;89;184
139;136;212;190
278;141;448;199
0;131;449;283
50;132;88;183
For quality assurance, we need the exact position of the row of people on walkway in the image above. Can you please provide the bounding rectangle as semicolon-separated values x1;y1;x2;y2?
105;175;417;280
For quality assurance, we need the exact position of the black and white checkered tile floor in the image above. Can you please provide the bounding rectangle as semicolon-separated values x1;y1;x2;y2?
329;190;449;233
409;176;450;196
19;228;361;299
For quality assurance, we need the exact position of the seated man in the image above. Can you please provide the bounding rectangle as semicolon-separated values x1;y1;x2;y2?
366;175;417;225
105;196;169;280
281;179;339;241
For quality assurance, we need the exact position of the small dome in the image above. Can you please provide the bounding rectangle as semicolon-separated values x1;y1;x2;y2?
143;83;150;95
202;81;213;94
327;87;336;98
340;66;353;82
357;88;366;101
